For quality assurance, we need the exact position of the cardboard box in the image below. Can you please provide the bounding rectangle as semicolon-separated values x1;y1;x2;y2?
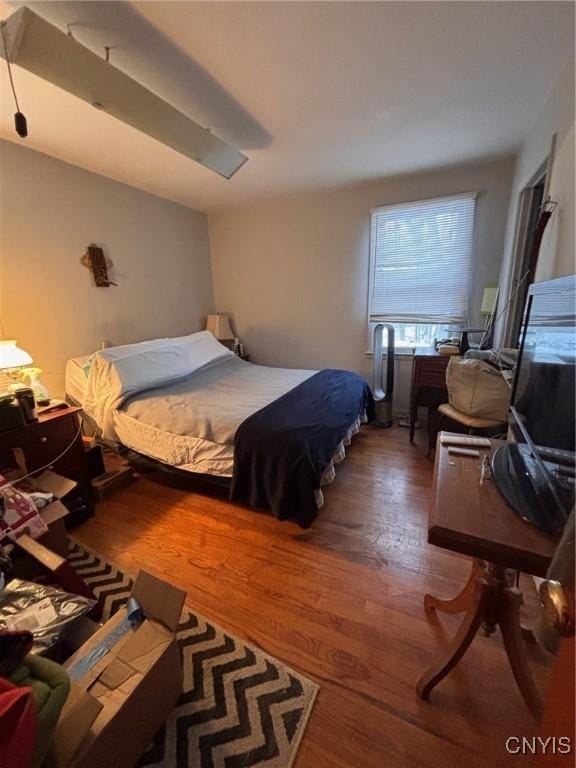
51;571;186;768
2;469;75;557
33;471;77;557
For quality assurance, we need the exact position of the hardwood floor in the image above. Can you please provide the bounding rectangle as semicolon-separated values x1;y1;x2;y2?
74;426;552;767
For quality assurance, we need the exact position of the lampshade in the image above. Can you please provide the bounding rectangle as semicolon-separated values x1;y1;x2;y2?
480;286;498;316
205;314;234;340
0;340;33;371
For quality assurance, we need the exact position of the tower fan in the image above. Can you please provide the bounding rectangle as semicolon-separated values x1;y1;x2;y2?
372;323;395;427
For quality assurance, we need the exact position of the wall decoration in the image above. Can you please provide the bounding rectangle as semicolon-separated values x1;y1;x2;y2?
81;244;116;287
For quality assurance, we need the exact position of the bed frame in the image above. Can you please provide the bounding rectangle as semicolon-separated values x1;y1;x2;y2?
66;395;232;490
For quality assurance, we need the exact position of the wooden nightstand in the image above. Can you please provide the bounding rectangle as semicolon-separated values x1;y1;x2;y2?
0;406;94;526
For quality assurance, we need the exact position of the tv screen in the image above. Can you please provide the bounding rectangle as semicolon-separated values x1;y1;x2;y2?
506;275;576;529
513;284;575;452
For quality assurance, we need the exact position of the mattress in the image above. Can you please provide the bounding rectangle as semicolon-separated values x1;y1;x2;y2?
66;348;364;510
64;355;91;405
112;356;314;477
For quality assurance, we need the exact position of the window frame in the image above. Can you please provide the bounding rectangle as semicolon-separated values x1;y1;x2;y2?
365;192;478;353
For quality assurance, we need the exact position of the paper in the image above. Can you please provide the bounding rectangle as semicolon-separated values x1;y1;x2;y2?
6;597;58;632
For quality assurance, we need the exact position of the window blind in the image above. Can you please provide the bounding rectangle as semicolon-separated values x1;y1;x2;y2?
527;285;576;327
368;193;477;325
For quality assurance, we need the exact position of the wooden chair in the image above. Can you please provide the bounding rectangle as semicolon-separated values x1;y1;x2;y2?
427;403;506;457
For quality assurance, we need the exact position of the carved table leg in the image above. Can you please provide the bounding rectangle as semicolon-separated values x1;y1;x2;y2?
409;396;417;443
418;562;543;720
499;587;544;721
424;560;483;615
417;578;496;700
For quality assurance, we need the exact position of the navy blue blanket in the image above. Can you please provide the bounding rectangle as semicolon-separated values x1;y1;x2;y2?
230;369;375;527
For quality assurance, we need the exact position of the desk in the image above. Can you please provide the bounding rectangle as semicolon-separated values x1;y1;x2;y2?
417;434;558;719
409;349;450;442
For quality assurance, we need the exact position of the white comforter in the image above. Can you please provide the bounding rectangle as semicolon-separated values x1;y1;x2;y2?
115;356;314;475
78;332;360;503
83;331;235;441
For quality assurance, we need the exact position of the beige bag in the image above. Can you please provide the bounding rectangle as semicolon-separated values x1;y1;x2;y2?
446;357;511;421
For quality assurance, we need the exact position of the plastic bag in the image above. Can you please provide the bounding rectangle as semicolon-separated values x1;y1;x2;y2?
446;357;511;422
0;579;96;654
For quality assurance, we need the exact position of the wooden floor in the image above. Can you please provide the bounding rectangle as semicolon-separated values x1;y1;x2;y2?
74;425;552;768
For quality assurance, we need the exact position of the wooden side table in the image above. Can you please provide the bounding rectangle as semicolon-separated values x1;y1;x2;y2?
0;406;93;525
409;350;450;442
417;434;558;720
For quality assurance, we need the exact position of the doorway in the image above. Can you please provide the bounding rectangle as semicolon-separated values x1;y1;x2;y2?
504;170;547;347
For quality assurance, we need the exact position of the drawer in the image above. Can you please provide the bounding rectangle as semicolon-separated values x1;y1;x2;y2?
421;367;449;389
0;413;85;480
413;358;450;388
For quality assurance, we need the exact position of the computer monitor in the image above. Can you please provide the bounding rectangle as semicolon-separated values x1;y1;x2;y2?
491;275;575;534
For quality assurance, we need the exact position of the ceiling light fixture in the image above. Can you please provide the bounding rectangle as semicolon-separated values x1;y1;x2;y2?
0;7;248;179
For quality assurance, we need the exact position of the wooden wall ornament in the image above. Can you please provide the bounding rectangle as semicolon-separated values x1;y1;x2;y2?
81;244;117;287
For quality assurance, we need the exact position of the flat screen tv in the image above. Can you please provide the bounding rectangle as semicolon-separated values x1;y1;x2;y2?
492;274;576;535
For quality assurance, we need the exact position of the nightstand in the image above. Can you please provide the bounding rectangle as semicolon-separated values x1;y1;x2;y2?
0;406;93;526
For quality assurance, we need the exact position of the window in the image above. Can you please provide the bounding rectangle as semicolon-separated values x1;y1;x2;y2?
368;193;477;349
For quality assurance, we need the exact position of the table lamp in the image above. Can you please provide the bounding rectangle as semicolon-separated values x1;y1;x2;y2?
205;314;235;349
0;339;33;399
480;286;498;319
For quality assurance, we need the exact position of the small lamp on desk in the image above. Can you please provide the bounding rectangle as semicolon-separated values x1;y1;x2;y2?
478;285;499;350
480;286;498;320
205;313;235;350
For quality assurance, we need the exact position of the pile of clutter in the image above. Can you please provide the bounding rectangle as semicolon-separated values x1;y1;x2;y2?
0;474;185;768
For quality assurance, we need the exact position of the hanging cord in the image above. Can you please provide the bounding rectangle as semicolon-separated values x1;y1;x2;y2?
0;21;28;137
0;23;19;110
480;269;531;349
10;420;83;483
496;349;513;390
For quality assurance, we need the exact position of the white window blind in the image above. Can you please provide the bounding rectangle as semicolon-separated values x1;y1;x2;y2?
368;193;477;325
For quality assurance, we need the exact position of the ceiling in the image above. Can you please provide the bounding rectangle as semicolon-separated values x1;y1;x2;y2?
0;1;573;213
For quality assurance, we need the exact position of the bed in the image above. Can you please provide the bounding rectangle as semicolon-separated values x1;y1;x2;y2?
65;332;374;527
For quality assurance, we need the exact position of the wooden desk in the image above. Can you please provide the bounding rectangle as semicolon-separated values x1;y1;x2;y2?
409;349;450;442
417;434;558;719
428;438;555;577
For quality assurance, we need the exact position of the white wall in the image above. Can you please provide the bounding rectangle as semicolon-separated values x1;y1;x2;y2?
536;120;575;282
209;157;515;413
0;140;215;396
497;60;575;343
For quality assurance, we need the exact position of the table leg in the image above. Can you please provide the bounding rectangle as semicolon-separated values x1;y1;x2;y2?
419;563;543;720
499;587;544;721
424;560;483;615
426;407;434;457
409;397;417;443
417;578;496;700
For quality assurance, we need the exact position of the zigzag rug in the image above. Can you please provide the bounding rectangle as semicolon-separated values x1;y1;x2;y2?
67;540;318;768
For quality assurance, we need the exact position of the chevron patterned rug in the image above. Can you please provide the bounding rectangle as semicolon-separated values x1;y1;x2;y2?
67;540;318;768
